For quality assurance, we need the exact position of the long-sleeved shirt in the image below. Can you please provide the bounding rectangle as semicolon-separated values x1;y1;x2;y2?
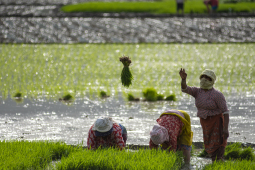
87;123;125;150
182;86;229;119
149;114;183;152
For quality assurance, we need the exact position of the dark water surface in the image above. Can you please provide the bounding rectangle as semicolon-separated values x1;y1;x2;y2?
1;92;255;146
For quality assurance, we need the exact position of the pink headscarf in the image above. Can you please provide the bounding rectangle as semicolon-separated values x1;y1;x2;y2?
150;124;169;145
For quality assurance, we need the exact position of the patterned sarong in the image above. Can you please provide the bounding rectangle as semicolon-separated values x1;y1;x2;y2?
200;113;227;159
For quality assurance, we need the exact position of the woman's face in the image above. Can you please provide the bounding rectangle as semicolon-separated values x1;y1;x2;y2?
200;75;212;81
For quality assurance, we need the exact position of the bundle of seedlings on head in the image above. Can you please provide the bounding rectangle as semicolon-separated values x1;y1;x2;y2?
119;56;133;88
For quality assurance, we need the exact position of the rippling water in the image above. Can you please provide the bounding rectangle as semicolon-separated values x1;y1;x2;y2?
1;92;254;146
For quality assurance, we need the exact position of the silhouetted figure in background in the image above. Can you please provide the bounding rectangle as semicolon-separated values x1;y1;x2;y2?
176;0;185;15
204;0;219;13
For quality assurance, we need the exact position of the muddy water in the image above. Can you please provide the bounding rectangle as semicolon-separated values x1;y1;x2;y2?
1;92;255;146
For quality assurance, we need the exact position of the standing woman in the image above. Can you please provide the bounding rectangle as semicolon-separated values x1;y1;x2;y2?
179;68;229;162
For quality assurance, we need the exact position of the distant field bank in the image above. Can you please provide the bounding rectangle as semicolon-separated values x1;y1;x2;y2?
61;0;255;14
0;44;254;99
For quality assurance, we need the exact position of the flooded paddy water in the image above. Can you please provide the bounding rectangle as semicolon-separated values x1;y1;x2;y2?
1;92;255;146
0;43;254;147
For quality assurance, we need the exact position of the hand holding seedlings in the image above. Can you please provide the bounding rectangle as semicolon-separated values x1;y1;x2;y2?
119;56;133;88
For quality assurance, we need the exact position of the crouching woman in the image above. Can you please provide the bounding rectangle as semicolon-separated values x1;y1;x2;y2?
149;110;193;167
87;117;127;150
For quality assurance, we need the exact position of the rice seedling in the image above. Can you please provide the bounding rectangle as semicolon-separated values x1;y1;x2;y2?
203;160;255;170
13;92;22;98
157;94;165;101
59;93;74;102
197;148;210;158
0;140;80;170
127;93;140;101
165;94;177;101
239;147;255;160
55;147;184;170
198;142;255;161
0;44;254;100
142;88;158;101
99;90;110;98
119;56;133;88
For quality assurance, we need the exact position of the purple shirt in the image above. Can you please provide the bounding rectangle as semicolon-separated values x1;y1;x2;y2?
182;86;229;119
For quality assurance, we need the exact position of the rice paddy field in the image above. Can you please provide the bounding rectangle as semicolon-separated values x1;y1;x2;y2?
1;43;255;169
1;43;254;99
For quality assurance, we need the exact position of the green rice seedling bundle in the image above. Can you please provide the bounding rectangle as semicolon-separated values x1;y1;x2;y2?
203;160;255;170
127;93;139;101
119;56;133;88
99;90;109;98
55;147;183;170
0;140;79;170
198;142;255;161
165;94;177;101
142;88;158;101
157;94;165;101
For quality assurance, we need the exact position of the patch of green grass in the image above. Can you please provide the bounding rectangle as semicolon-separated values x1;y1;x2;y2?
62;93;73;101
55;147;184;170
165;94;177;101
61;0;255;14
198;142;255;161
13;92;22;98
143;88;158;101
128;93;135;101
100;90;110;98
157;93;165;100
203;160;255;170
0;140;80;170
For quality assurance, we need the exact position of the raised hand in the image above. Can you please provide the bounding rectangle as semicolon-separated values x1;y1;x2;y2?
179;68;187;80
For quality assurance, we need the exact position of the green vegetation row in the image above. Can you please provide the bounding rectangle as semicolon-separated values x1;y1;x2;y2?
0;140;79;170
1;140;255;170
198;142;255;160
61;0;255;14
128;87;176;101
0;44;255;100
0;140;183;170
200;142;255;169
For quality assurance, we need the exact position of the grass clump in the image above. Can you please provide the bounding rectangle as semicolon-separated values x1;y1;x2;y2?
55;147;183;170
165;94;177;101
143;88;158;101
157;94;165;100
99;90;109;98
13;92;22;98
59;93;74;102
203;160;255;170
198;142;255;161
239;147;254;160
197;148;209;158
127;93;140;101
0;140;80;170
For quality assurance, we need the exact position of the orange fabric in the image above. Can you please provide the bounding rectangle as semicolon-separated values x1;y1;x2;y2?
200;113;227;155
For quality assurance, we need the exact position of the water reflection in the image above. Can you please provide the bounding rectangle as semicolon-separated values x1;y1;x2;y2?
1;93;255;146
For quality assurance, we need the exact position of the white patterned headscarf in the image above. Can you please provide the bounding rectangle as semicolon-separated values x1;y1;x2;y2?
150;124;169;145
